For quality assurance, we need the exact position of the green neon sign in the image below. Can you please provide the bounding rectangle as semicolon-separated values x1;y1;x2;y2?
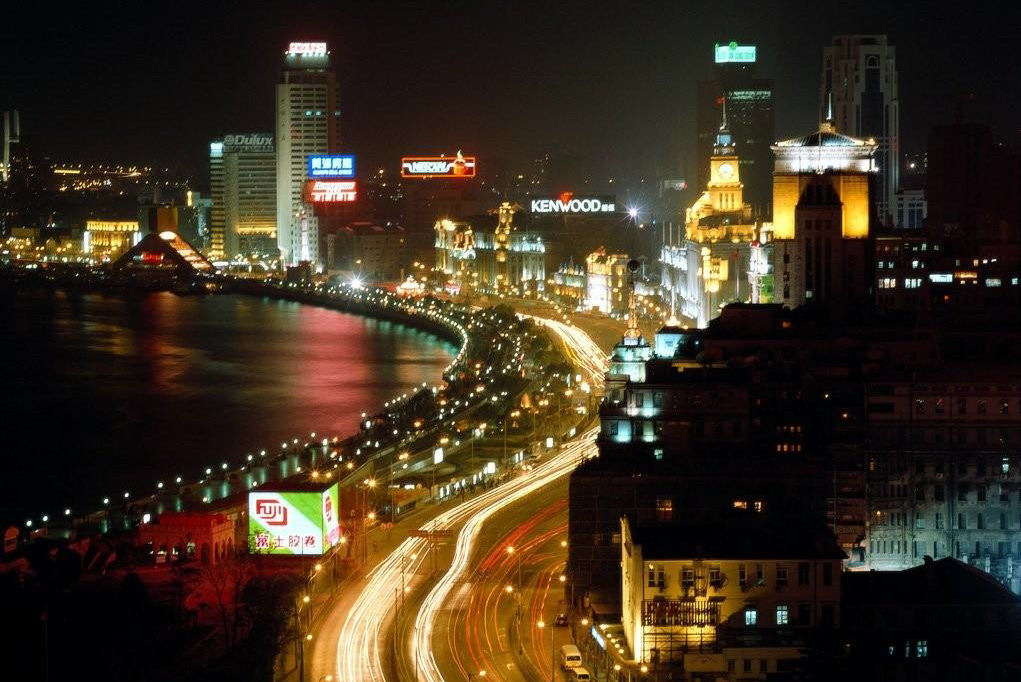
715;42;756;64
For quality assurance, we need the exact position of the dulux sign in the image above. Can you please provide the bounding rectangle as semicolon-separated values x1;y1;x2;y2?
223;134;273;153
530;194;616;214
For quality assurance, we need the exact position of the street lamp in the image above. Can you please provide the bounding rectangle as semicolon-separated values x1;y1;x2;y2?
507;545;522;591
503;411;519;464
537;619;555;682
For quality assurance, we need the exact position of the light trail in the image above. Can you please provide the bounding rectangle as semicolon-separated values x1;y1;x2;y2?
412;430;598;682
334;312;607;682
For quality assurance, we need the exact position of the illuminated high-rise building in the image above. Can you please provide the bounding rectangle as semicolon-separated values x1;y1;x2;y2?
275;42;340;267
821;35;899;225
696;43;774;217
770;122;877;308
1;110;20;183
209;134;277;260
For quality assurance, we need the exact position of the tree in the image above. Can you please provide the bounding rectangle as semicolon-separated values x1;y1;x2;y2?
194;556;258;652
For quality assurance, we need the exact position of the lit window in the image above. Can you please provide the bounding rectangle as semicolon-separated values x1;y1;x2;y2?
776;604;789;625
733;499;748;510
745;608;758;626
916;640;928;658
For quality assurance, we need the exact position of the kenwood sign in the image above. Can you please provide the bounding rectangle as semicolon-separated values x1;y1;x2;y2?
530;195;616;214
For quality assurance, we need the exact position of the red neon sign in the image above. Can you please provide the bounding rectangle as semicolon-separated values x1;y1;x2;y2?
401;155;476;179
308;180;358;203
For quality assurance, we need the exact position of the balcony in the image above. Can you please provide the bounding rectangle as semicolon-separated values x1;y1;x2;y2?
641;598;720;627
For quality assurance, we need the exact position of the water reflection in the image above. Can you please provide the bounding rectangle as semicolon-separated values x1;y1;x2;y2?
0;288;455;523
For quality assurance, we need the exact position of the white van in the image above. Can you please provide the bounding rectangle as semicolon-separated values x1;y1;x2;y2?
570;667;592;681
559;644;582;670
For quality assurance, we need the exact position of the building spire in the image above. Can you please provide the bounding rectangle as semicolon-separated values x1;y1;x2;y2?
625;260;641;339
714;97;735;157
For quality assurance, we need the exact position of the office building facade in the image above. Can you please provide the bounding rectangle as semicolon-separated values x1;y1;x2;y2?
209;134;277;260
276;42;340;267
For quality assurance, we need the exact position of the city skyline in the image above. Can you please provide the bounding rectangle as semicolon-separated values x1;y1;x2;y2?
2;1;1018;185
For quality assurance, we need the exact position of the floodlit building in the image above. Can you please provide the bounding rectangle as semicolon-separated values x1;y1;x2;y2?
770;122;877;308
276;42;340;267
210;134;277;260
697;43;774;217
434;203;546;294
620;517;843;672
83;220;142;261
585;248;630;315
821;35;899;225
662;106;760;326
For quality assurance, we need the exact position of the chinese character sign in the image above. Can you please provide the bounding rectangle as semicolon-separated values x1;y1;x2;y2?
248;490;330;555
308;154;356;178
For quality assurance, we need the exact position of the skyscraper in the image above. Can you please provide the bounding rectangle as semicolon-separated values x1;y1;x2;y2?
821;35;899;225
275;42;340;267
1;110;20;183
696;43;774;218
209;134;277;260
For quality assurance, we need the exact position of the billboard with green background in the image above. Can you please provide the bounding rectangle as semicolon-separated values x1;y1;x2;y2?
248;483;341;555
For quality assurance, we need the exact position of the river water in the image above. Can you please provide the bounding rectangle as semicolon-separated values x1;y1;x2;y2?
0;286;456;526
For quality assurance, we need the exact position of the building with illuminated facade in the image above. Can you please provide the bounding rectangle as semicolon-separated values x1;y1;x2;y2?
662;108;761;326
620;516;843;672
770;122;876;308
83;220;142;261
434;203;546;294
696;43;774;217
209;134;277;260
585;248;630;315
276;42;340;267
821;35;898;225
551;261;587;309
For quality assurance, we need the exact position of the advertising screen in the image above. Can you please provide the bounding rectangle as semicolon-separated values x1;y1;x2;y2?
401;154;476;179
308;154;355;178
248;483;341;555
308;180;358;203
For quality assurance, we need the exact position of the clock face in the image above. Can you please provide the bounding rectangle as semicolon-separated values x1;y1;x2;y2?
718;163;734;180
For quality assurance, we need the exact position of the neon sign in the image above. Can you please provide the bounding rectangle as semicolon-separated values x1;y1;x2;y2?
308;154;355;178
401;153;476;179
714;42;756;64
530;193;616;214
288;42;327;56
308;180;357;203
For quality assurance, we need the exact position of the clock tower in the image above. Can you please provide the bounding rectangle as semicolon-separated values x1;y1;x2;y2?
708;103;744;211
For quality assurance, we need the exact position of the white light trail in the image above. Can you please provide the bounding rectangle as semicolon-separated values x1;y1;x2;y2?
334;313;607;682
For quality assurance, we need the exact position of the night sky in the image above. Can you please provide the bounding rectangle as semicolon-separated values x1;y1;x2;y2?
2;1;1017;185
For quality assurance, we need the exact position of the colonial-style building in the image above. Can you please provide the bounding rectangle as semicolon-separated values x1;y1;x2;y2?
620;516;844;676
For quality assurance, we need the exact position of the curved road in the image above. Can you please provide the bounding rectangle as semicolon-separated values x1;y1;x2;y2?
315;312;608;682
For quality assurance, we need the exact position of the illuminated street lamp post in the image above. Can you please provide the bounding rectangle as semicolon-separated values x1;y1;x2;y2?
537;619;555;682
471;423;487;483
507;545;522;591
503;411;519;464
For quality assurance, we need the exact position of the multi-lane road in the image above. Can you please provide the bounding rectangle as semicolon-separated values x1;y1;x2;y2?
311;313;608;682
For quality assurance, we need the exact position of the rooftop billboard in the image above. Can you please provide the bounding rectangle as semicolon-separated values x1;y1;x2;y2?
248;483;341;555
